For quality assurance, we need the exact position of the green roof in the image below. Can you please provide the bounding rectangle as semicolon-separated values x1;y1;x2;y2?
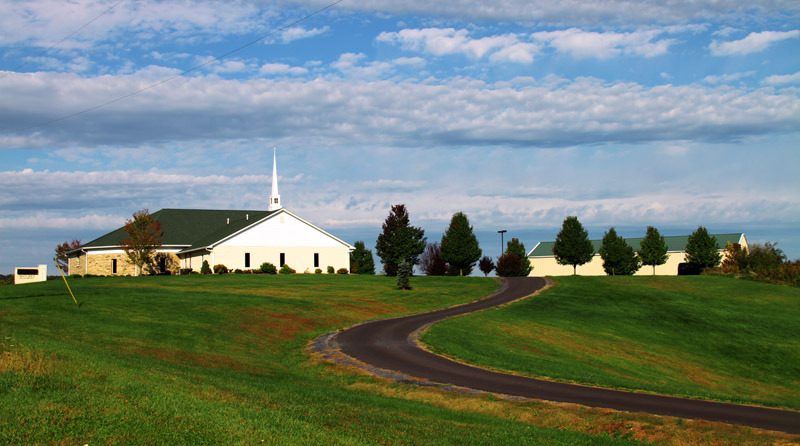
527;233;744;257
82;209;276;252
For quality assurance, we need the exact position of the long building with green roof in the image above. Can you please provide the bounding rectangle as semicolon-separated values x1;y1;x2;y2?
526;232;747;276
68;150;354;276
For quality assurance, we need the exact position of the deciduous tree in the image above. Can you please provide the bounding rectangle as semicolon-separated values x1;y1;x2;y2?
375;204;426;276
685;226;721;269
598;227;641;275
54;239;82;272
440;212;482;276
420;242;448;276
120;209;162;276
478;256;495;277
350;241;376;275
638;226;669;275
552;216;594;275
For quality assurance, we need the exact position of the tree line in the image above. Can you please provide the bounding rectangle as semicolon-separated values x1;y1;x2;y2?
351;204;532;278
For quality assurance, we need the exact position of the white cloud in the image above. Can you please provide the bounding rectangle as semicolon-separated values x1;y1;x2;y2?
377;28;524;61
710;30;800;56
289;0;800;26
531;28;673;59
260;63;309;75
702;71;755;84
763;71;800;85
1;71;798;149
276;26;330;43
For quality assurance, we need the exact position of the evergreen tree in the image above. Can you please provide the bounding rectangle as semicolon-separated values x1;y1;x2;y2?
495;254;523;277
396;260;412;290
638;226;669;275
502;238;532;276
350;241;376;274
375;204;427;276
598;227;641;275
552;216;594;275
478;256;495;277
440;212;482;276
685;226;722;269
420;242;448;276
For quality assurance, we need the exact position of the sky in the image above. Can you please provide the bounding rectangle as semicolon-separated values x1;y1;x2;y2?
1;0;799;274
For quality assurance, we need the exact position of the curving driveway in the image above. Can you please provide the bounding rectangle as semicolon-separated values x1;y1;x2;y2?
324;277;800;434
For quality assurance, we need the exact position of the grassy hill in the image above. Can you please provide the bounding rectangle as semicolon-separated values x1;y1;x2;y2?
423;275;800;410
1;275;640;445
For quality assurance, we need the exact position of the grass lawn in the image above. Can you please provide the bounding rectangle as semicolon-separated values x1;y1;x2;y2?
422;275;800;410
1;274;641;445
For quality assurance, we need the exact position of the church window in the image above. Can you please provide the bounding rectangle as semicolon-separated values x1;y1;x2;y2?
245;253;250;268
314;253;319;268
280;253;286;267
111;259;117;274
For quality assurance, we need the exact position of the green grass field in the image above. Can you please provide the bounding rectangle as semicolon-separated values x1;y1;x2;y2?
423;276;800;410
1;275;640;445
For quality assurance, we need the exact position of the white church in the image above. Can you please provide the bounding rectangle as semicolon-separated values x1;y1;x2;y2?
68;150;354;276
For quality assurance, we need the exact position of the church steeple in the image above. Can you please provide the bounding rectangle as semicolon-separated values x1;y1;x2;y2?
268;147;282;211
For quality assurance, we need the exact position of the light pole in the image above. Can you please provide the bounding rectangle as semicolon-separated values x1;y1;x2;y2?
497;230;507;256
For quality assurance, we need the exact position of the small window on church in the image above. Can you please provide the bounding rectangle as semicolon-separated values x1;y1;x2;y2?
314;253;319;268
111;259;117;274
245;253;250;268
274;198;278;204
280;253;285;267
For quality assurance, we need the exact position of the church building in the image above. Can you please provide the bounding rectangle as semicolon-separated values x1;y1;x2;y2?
68;150;354;275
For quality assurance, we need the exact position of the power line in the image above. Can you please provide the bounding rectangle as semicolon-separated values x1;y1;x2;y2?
0;0;125;80
1;0;345;135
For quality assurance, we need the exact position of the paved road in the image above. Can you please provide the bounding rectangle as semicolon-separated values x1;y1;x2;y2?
334;277;800;434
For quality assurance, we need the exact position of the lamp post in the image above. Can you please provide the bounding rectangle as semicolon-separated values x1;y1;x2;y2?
497;230;507;256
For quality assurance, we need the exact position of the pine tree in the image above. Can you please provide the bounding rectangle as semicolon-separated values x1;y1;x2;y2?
552;216;594;275
685;226;722;269
349;241;376;274
375;204;426;276
396;260;412;290
440;212;482;276
503;238;532;276
638;226;669;275
598;227;641;275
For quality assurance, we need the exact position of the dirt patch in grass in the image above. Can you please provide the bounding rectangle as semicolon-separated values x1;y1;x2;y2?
347;381;800;445
236;308;327;343
133;346;256;373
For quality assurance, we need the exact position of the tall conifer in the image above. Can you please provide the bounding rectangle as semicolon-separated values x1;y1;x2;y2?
440;212;482;276
375;204;426;276
638;226;669;275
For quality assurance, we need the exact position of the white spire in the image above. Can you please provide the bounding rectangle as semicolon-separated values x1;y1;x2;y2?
268;147;282;211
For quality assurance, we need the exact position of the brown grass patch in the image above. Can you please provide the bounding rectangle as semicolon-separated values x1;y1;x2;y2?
132;346;256;373
346;381;800;445
0;340;52;377
236;308;326;343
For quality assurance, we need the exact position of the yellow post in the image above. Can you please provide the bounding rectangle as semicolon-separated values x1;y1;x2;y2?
53;258;78;306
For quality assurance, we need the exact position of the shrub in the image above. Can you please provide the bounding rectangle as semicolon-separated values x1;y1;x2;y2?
279;264;295;275
314;268;323;274
495;254;523;277
201;260;211;274
396;261;412;290
327;266;334;274
179;268;193;275
213;264;228;274
233;268;244;274
260;262;277;274
337;268;349;274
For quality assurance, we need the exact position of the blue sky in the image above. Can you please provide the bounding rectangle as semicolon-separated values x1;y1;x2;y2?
1;0;799;274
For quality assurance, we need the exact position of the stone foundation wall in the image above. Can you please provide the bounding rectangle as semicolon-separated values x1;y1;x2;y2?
70;252;181;276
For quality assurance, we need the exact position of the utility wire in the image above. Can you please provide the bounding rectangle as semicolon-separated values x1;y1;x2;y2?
2;0;345;135
0;0;125;80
